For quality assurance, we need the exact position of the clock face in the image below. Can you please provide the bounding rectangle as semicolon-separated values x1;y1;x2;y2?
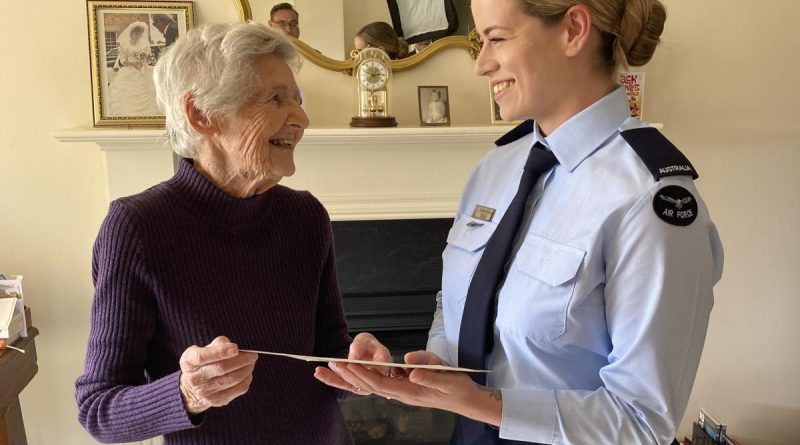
357;60;388;91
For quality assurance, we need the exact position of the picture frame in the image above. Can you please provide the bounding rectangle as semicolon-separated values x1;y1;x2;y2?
418;85;451;126
490;91;522;125
87;1;195;127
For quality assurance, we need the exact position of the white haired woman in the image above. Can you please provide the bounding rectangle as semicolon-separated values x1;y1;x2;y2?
76;22;353;444
317;1;723;444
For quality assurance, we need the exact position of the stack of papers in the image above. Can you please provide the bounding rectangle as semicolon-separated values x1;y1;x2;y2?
0;274;27;348
0;298;24;348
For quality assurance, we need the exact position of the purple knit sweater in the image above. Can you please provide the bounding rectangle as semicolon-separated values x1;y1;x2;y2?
76;159;353;444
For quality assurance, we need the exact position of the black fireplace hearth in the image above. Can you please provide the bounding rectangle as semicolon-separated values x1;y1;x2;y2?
332;218;455;445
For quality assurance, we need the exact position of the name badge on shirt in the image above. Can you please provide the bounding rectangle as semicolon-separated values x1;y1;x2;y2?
471;205;496;222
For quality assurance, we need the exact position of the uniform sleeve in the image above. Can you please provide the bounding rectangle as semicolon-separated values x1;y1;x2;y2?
500;180;723;444
75;202;196;443
426;291;451;363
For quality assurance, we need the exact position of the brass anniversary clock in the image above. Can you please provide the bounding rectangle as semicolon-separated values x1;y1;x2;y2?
350;47;397;127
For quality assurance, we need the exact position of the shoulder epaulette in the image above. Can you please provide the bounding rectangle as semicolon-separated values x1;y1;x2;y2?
620;127;699;181
495;119;534;146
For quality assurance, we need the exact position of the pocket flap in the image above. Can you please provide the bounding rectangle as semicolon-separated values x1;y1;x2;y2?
515;234;585;286
446;215;496;252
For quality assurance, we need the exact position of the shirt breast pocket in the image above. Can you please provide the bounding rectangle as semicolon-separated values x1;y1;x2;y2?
441;215;496;307
498;233;586;341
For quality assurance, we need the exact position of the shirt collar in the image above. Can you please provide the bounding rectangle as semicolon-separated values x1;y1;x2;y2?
533;87;631;172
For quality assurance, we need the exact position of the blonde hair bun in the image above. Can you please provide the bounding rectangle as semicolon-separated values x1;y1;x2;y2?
615;0;667;68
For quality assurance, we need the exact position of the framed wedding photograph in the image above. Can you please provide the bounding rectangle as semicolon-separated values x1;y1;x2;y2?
418;86;451;126
87;1;195;127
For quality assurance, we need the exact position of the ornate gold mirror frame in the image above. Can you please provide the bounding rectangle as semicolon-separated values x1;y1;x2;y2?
234;0;480;73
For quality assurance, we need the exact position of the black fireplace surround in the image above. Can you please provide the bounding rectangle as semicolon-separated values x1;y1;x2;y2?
332;218;455;445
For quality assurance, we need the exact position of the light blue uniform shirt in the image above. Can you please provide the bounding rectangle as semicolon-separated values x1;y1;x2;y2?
427;88;723;444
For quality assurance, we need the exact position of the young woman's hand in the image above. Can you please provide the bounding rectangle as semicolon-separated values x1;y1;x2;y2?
316;346;502;426
313;332;392;396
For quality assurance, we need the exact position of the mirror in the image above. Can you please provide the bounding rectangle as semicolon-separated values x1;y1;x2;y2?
234;0;480;73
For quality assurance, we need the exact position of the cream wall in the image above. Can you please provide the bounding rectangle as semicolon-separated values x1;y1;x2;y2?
643;3;800;444
0;2;798;445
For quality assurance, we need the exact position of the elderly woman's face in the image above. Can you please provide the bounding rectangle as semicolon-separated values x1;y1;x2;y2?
214;55;309;194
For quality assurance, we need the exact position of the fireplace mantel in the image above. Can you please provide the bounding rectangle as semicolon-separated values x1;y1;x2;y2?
53;126;508;220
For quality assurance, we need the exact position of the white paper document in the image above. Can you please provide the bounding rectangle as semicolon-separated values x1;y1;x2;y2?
239;349;489;373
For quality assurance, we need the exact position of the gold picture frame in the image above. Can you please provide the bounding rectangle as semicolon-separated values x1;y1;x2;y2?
87;0;194;127
418;86;451;126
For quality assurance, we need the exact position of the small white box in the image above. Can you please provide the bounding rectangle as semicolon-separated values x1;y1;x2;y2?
0;301;25;348
0;275;27;342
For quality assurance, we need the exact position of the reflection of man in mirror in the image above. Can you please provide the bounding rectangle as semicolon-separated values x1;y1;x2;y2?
269;3;300;39
427;89;448;123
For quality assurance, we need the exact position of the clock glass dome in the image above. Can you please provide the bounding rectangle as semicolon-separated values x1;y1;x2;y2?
350;47;397;127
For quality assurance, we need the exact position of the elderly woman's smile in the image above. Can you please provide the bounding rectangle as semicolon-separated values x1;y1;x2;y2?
269;137;297;148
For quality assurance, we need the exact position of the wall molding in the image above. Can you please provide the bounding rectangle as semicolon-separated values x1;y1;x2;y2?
53;126;504;219
53;126;508;150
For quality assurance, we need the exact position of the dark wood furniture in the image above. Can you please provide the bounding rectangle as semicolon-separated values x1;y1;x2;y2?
0;322;38;445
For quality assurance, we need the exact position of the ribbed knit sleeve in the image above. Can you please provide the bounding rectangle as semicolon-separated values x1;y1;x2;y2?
76;201;195;443
312;203;351;361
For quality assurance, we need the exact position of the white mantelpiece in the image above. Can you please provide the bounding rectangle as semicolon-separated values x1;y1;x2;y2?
53;126;509;220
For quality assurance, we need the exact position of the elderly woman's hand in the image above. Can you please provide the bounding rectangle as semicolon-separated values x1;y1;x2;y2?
178;336;258;415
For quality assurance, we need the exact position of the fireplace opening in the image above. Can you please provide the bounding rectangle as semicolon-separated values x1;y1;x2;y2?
332;218;456;445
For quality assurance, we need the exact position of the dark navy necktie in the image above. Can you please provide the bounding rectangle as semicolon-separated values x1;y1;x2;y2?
457;142;558;386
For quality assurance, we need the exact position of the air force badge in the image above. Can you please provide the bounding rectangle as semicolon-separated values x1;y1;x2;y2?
653;185;698;226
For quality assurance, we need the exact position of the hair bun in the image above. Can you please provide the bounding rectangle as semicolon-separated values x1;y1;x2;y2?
614;0;667;67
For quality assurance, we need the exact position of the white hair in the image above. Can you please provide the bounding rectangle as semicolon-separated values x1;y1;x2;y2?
153;21;300;158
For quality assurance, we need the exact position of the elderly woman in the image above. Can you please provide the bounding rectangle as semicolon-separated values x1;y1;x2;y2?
76;22;353;444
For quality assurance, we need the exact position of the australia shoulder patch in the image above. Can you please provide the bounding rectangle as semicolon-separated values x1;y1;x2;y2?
653;185;698;226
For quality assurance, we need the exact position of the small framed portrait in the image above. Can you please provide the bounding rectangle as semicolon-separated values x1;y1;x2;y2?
490;92;522;125
418;86;451;126
87;1;195;127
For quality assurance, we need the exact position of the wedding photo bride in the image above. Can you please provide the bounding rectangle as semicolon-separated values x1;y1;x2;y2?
107;21;160;117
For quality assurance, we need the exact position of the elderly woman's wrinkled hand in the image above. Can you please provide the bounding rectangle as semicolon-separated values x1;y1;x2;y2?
178;336;258;415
